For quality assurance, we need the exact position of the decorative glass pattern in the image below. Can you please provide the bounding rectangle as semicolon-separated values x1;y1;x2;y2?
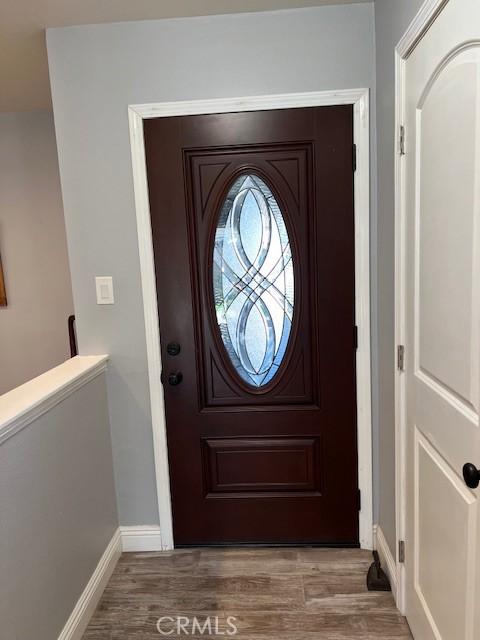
213;174;294;387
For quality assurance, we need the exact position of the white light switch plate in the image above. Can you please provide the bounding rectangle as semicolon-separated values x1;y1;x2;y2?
95;276;115;305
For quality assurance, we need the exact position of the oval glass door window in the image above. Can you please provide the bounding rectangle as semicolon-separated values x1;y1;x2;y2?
213;174;294;387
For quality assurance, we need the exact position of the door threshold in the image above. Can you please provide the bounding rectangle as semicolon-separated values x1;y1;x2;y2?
175;542;361;549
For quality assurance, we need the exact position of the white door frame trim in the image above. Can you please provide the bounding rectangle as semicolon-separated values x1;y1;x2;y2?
128;88;373;550
394;0;450;614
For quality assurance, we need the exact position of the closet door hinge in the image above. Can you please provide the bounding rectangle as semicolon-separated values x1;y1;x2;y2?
397;345;405;372
353;144;357;172
399;125;406;156
398;540;406;564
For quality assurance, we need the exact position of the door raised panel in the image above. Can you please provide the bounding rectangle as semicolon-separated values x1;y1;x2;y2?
416;48;480;412
202;437;321;496
185;145;318;408
415;430;477;640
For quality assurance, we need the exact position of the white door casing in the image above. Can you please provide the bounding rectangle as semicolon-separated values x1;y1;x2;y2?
402;0;480;637
128;89;373;550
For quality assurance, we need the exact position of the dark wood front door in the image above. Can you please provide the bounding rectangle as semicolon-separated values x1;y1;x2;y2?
144;106;358;546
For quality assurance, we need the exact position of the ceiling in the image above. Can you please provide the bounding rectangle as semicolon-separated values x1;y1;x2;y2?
0;0;370;112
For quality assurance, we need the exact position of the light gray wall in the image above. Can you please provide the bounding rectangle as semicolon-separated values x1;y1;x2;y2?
0;373;118;640
374;0;424;554
46;4;376;526
0;111;74;395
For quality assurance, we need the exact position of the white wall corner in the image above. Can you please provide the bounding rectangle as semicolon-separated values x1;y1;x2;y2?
373;524;398;602
57;528;122;640
120;525;164;552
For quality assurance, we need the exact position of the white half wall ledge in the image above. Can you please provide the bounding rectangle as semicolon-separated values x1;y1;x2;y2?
0;355;109;446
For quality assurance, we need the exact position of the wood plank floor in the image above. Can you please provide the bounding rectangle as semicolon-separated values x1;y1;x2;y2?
83;548;412;639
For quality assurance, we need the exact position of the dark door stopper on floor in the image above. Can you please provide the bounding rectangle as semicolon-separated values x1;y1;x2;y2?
366;551;391;591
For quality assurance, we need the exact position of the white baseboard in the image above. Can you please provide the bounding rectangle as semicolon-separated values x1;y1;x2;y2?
120;525;164;552
373;524;398;601
58;528;122;640
56;525;165;640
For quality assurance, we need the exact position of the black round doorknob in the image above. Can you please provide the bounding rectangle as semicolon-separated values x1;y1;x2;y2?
463;463;480;489
168;371;183;386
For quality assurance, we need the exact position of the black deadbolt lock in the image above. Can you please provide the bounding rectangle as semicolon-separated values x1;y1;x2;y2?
168;372;183;386
166;342;181;356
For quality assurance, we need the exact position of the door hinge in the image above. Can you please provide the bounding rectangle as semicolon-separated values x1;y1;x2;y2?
399;125;406;156
397;345;405;372
398;540;405;564
352;144;357;172
354;325;359;350
357;488;361;511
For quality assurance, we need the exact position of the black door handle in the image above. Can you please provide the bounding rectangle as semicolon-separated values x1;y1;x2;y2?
168;371;183;386
463;463;480;488
167;342;181;356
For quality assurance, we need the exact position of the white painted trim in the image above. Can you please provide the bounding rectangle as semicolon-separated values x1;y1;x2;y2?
353;91;373;549
373;524;398;601
120;525;164;552
394;49;408;616
128;89;373;550
0;355;109;446
397;0;449;58
129;106;174;551
394;0;450;616
130;89;370;120
57;528;122;640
